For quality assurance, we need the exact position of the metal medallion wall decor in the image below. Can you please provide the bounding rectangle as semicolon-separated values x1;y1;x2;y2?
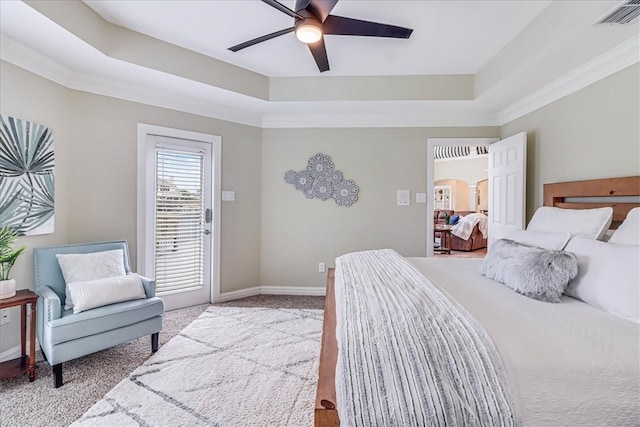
0;115;55;235
284;153;359;207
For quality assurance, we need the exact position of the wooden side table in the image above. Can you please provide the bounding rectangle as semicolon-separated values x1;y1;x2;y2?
434;225;453;255
0;289;37;382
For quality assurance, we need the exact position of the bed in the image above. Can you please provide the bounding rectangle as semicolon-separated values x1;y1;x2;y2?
315;176;640;427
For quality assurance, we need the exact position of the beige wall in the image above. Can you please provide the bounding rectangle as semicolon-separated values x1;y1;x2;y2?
477;180;489;212
434;179;470;211
501;64;640;221
260;126;499;288
0;62;75;352
434;156;488;212
0;61;262;353
434;156;488;186
66;91;263;295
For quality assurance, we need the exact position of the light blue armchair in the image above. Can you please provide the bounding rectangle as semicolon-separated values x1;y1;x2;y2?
34;241;164;388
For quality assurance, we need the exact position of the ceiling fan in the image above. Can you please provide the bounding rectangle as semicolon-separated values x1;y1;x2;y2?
228;0;413;72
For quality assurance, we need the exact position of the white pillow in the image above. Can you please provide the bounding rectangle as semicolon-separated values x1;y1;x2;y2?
608;207;640;246
56;249;127;310
565;236;639;323
67;274;146;314
508;229;571;250
527;206;613;240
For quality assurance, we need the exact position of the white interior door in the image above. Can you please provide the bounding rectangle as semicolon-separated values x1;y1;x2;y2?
137;124;221;310
488;132;527;246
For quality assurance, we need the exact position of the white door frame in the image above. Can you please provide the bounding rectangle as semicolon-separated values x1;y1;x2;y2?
137;123;222;304
426;138;498;257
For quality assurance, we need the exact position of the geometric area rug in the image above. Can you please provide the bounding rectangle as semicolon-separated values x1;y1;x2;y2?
71;306;324;427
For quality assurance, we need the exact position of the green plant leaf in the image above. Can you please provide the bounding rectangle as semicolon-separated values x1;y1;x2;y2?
0;227;25;280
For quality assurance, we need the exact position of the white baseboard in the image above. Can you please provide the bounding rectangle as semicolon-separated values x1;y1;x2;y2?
218;285;325;303
217;287;261;303
260;286;326;297
0;345;21;363
0;338;39;363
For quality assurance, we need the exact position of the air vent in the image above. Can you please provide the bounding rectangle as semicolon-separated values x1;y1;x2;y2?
596;0;640;25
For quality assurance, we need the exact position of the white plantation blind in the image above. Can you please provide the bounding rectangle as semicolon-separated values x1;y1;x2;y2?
154;148;205;294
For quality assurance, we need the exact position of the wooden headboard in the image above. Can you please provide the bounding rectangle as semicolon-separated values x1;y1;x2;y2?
544;176;640;229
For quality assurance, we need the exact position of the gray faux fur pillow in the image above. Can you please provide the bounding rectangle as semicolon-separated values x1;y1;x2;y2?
480;239;578;303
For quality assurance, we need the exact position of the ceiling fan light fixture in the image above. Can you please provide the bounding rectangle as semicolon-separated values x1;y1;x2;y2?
295;20;322;43
229;0;414;72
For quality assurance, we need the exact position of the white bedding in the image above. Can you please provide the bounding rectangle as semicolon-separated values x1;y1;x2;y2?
407;257;640;427
334;250;519;426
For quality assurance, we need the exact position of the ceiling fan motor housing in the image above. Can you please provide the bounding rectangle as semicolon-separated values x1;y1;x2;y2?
294;10;323;43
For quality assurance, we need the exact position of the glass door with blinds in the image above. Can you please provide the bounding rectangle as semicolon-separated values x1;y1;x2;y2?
144;135;213;310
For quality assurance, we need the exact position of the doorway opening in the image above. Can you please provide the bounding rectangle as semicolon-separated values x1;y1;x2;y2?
427;133;527;256
426;138;497;257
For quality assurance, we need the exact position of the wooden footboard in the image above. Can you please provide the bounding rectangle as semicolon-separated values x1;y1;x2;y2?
315;268;340;427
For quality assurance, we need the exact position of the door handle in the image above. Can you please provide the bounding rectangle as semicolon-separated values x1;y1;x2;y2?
205;208;212;224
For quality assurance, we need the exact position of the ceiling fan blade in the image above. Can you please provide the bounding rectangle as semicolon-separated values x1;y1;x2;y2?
323;15;413;38
228;27;295;52
295;0;313;12
262;0;304;19
307;37;330;72
305;0;339;22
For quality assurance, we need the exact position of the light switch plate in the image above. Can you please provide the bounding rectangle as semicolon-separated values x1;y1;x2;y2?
221;191;235;201
416;192;427;203
397;190;410;206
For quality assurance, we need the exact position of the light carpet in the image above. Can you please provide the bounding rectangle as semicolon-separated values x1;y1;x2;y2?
71;306;323;427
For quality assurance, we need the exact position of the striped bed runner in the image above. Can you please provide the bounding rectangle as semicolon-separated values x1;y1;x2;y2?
334;249;519;427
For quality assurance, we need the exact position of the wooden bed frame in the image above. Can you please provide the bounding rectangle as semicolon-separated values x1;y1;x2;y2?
315;175;640;427
544;175;640;228
315;268;339;427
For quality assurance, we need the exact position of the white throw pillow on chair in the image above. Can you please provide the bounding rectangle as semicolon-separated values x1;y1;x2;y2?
67;274;146;314
56;249;127;310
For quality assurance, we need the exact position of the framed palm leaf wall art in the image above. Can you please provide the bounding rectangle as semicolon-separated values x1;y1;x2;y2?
0;115;54;235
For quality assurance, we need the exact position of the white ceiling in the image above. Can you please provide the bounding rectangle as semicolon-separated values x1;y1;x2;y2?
84;0;550;77
0;1;638;128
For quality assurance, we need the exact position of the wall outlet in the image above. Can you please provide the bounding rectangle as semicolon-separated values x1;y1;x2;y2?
318;262;326;273
0;309;10;326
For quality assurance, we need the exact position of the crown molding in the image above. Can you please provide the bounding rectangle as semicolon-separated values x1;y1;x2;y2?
0;34;74;88
0;34;501;129
3;33;637;130
261;110;500;128
498;36;640;125
0;35;263;128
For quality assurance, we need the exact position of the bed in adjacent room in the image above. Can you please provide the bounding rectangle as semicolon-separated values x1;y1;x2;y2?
315;176;640;427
